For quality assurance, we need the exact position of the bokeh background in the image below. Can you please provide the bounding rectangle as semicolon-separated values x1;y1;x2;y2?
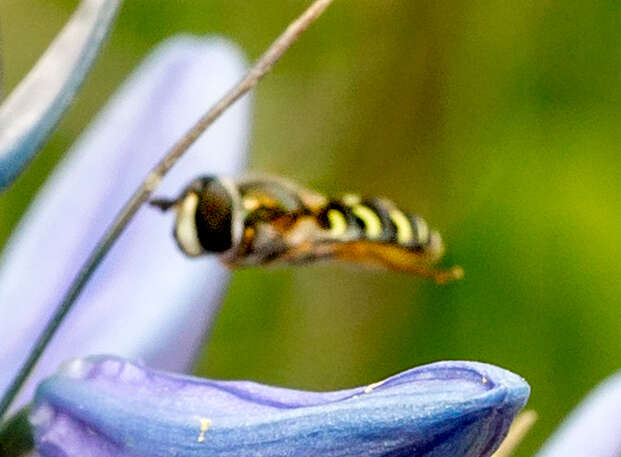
1;1;620;455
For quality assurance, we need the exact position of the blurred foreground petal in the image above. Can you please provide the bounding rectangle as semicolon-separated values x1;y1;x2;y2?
0;36;251;412
31;357;529;457
535;371;621;457
0;0;122;191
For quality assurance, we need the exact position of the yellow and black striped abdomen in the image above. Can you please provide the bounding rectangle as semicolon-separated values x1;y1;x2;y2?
317;195;437;254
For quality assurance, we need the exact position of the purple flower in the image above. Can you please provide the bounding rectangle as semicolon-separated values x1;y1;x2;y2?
0;35;251;413
30;356;530;457
535;371;621;457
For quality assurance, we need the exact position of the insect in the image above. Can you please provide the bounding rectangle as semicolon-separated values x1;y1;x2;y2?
150;174;463;284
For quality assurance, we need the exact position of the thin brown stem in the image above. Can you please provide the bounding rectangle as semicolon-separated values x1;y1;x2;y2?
491;411;538;457
0;0;335;423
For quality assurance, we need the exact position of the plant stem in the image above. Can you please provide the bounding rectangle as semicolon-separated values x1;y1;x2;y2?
491;410;538;457
0;0;335;423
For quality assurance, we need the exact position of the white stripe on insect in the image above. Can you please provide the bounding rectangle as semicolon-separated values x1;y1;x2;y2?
414;215;430;245
175;193;203;256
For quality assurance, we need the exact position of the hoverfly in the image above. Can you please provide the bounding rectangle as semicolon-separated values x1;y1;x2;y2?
151;174;463;284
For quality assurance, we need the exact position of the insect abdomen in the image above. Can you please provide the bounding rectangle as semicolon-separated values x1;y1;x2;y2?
317;195;439;253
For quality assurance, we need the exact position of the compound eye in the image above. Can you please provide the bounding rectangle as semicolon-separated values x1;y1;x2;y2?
194;178;234;253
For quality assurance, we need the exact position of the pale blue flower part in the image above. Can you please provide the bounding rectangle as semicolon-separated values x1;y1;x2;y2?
0;36;251;413
0;0;122;191
535;371;621;457
30;357;530;457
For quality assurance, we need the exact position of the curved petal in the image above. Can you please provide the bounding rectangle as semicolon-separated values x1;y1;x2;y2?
535;371;621;457
0;36;251;412
30;357;530;457
0;0;122;191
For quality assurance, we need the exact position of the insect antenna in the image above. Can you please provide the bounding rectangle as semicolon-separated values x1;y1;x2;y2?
149;197;177;211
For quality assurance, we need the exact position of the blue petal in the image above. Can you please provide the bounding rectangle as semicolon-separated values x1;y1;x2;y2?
0;36;251;413
31;357;530;457
535;371;621;457
0;0;122;191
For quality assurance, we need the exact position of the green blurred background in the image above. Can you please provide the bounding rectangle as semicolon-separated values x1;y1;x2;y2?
2;1;620;455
